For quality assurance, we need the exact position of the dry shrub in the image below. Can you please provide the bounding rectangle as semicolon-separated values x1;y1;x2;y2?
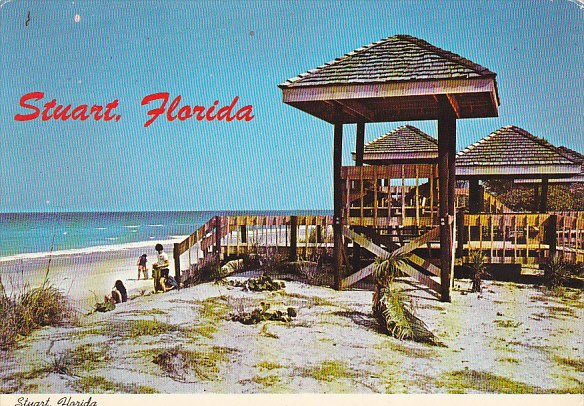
543;253;570;290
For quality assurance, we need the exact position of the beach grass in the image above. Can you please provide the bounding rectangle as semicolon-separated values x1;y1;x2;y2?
0;276;73;350
72;375;158;393
301;360;355;382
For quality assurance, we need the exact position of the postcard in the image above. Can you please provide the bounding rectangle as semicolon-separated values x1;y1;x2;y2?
0;0;582;404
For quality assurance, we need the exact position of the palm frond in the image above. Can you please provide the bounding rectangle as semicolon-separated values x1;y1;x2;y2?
377;288;414;340
373;252;408;287
374;287;443;346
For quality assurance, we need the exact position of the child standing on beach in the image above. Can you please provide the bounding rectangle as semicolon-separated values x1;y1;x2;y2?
137;254;148;280
152;243;169;292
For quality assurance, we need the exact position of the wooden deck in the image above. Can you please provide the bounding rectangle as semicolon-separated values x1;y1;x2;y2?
173;210;583;291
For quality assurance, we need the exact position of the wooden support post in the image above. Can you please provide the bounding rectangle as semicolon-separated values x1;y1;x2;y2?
438;106;456;302
173;243;181;289
333;123;344;290
545;214;557;259
533;185;540;213
355;122;365;166
540;178;549;213
316;225;322;244
456;211;465;258
214;216;222;261
289;216;298;261
430;167;435;225
401;165;406;224
240;224;247;244
447;119;457;290
469;178;482;214
415;165;420;226
352;124;365;272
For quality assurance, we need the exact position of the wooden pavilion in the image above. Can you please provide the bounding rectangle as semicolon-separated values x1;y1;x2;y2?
278;34;500;302
172;35;583;298
456;125;581;214
344;124;584;265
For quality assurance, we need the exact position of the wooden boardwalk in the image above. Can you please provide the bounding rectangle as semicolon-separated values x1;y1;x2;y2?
173;211;583;294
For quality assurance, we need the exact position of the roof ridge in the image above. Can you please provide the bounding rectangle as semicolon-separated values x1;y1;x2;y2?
365;125;437;148
278;36;394;87
279;34;495;88
558;145;584;163
395;34;496;77
404;124;438;145
507;125;578;162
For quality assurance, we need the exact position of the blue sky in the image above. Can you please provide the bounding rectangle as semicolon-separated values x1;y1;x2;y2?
0;0;582;212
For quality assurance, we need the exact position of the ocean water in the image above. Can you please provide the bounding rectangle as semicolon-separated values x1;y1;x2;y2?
0;210;332;259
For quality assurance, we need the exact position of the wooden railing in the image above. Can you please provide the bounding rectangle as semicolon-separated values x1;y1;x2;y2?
457;213;553;264
174;215;333;283
555;212;584;263
173;210;583;287
342;164;438;228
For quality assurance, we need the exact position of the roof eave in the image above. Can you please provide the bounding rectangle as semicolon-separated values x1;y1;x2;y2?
281;77;499;124
353;152;438;162
456;164;581;178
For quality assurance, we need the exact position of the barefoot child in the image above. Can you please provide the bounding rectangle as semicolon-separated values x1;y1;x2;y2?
137;254;148;280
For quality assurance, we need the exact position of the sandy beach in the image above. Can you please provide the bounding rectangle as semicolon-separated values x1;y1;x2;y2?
0;238;184;312
0;256;582;394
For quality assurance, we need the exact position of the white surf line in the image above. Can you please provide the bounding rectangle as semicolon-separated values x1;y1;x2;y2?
0;237;188;263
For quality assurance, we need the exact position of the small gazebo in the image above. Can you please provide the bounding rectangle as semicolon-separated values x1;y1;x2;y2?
354;125;438;165
456;126;581;213
279;34;500;302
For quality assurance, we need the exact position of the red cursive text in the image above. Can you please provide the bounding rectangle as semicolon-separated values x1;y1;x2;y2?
140;92;254;127
14;92;120;122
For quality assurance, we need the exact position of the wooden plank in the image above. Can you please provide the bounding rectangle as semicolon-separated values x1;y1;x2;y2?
490;215;494;259
401;165;406;224
343;227;389;258
340;257;441;298
343;226;441;295
407;254;441;277
282;77;497;104
173;243;181;288
360;166;364;226
393;225;441;257
415;165;420;227
374;167;378;225
340;263;375;289
387;175;392;222
290;216;298;261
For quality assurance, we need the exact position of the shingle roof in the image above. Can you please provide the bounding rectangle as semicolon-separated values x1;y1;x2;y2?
456;126;578;174
364;125;437;154
279;34;496;89
558;146;584;174
558;146;584;164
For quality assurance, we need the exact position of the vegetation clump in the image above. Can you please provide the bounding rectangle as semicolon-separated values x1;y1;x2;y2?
229;302;296;325
226;274;286;292
88;296;116;314
543;253;570;290
467;251;488;293
0;278;72;350
152;346;234;382
372;255;441;345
